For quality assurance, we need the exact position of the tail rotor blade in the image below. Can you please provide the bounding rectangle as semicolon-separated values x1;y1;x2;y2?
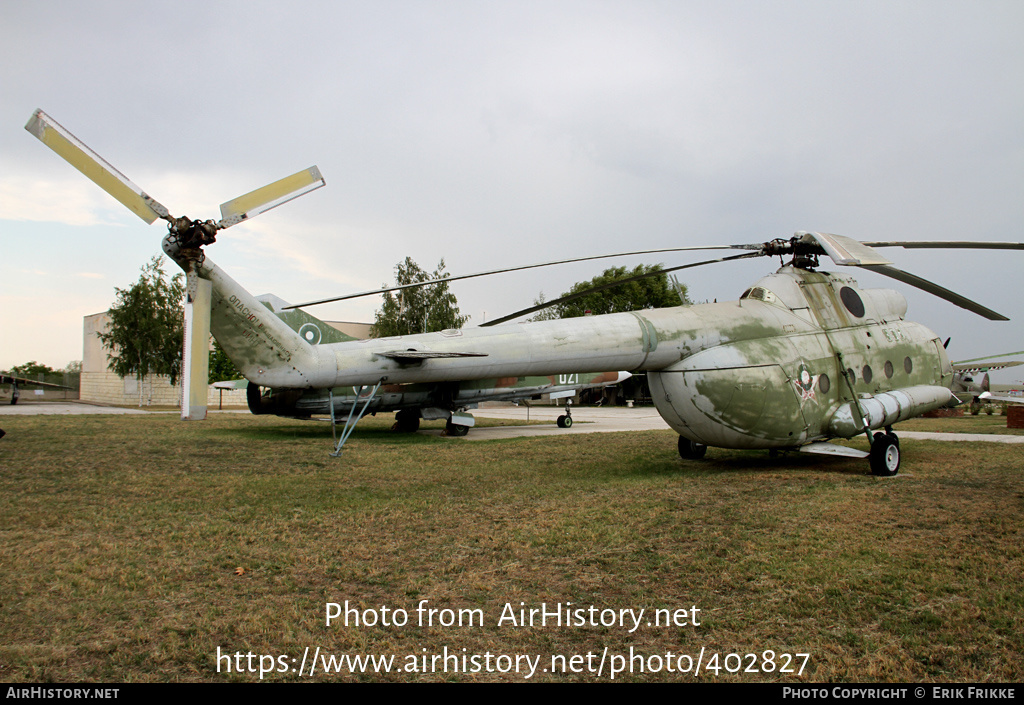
25;109;169;224
217;166;325;228
181;270;212;420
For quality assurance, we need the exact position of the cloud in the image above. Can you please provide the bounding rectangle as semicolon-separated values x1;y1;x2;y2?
0;177;129;227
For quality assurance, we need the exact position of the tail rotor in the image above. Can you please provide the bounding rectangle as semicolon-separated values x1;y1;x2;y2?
26;109;325;420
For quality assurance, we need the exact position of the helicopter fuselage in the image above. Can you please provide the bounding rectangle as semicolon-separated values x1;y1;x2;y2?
195;255;953;450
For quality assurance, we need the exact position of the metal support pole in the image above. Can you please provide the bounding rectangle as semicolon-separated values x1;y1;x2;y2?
330;380;383;457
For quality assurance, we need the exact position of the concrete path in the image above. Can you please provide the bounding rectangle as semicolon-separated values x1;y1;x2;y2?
452;406;672;441
893;431;1024;444
0;401;245;416
456;406;1024;444
3;401;1022;444
0;401;152;415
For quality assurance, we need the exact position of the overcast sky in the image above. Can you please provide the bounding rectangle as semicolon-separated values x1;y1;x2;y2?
2;1;1022;381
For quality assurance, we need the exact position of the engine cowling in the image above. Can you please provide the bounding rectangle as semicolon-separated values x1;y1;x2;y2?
246;382;309;418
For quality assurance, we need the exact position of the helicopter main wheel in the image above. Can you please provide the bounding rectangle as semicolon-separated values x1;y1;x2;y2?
873;430;900;449
556;415;573;428
869;432;900;476
392;409;420;433
445;420;470;436
678;437;707;460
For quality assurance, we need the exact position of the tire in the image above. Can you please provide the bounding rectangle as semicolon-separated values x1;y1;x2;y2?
875;431;900;449
445;420;469;437
393;409;421;433
870;433;900;476
556;415;572;428
678;436;707;460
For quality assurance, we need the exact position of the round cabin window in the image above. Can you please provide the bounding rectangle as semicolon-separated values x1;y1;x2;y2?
840;286;866;318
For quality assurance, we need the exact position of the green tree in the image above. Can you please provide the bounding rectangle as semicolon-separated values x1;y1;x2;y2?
371;257;469;337
539;264;688;319
527;292;560;322
208;339;243;383
10;361;57;377
98;256;185;404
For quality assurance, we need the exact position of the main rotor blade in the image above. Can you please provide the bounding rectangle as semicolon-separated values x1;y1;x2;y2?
861;264;1009;321
25;109;169;224
218;166;325;229
802;232;892;266
863;241;1024;250
481;252;762;326
284;244;746;309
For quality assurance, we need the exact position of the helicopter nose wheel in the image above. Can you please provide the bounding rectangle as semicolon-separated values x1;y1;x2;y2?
678;436;708;460
869;432;901;476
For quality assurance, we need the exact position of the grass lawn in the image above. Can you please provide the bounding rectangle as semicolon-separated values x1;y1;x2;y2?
1;413;1021;682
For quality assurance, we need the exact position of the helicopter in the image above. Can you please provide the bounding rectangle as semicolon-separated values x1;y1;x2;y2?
26;109;1024;474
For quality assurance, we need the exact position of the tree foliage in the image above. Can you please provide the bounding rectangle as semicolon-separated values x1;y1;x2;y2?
98;256;185;386
10;361;57;377
208;339;243;383
534;264;688;320
371;257;469;337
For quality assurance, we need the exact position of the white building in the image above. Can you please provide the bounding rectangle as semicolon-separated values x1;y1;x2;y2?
81;312;371;408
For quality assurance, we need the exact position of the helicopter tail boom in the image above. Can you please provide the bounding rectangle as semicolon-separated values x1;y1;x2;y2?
194;256;330;389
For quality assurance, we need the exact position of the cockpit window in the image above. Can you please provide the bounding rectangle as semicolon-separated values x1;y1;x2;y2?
741;287;776;303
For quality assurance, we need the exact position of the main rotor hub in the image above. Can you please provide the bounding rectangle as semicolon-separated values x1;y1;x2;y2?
760;236;821;269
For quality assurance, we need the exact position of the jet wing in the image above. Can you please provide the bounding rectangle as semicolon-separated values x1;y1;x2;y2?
1;374;73;390
979;392;1024;404
375;351;488;363
952;361;1023;374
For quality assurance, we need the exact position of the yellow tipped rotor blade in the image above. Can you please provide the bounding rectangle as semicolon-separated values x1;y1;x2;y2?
25;109;168;224
218;166;325;228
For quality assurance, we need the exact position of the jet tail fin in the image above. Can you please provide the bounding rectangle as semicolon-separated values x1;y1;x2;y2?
256;294;360;346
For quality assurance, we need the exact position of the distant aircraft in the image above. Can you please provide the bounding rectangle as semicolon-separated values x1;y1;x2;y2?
247;295;629;434
950;351;1024;404
0;373;73;405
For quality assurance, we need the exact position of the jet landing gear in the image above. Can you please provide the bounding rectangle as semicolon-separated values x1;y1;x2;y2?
445;419;470;436
556;400;573;428
392;409;421;433
678;436;708;460
869;430;900;477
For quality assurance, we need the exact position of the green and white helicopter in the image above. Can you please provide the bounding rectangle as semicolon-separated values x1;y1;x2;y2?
27;109;1024;473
